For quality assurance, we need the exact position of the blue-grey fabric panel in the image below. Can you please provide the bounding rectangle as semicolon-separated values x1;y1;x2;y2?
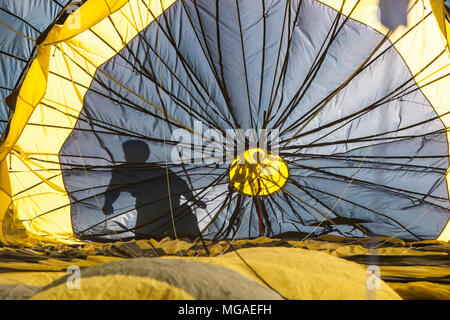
0;0;70;136
60;0;449;241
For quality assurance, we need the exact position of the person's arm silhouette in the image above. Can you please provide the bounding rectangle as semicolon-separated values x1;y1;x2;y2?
171;171;207;209
103;168;120;215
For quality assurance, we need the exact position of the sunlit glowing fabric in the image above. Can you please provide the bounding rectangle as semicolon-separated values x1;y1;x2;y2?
0;0;72;138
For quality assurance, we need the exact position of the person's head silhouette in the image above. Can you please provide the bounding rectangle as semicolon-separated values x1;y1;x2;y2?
122;140;150;163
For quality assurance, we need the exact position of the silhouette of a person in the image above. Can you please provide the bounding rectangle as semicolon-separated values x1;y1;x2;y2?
102;140;206;240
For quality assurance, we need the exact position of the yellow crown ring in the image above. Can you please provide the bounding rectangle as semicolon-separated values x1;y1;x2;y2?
229;148;289;196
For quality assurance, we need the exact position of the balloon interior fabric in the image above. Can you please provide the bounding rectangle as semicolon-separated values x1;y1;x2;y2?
0;0;449;245
1;237;449;300
0;0;72;138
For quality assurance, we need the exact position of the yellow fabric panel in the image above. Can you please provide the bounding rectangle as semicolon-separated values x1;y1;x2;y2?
42;0;129;46
437;220;450;241
0;44;73;245
30;274;195;300
318;0;450;241
388;281;450;300
155;236;448;257
37;258;100;269
0;47;49;163
430;0;450;48
164;247;402;300
235;236;276;246
0;239;447;299
7;151;75;244
0;261;65;272
0;256;113;272
376;246;447;256
157;237;196;253
380;265;450;278
328;244;448;257
289;239;342;252
85;255;125;264
67;238;180;257
0;0;177;245
0;158;11;243
0;272;65;287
